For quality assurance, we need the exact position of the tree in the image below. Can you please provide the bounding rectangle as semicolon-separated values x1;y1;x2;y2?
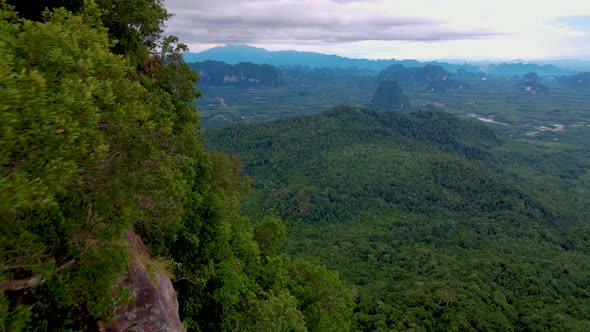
249;289;307;332
1;3;356;331
0;4;150;329
254;218;287;257
6;0;170;66
288;260;354;331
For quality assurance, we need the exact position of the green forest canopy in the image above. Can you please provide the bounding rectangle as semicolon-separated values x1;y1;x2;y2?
207;105;590;331
0;2;353;331
2;1;590;331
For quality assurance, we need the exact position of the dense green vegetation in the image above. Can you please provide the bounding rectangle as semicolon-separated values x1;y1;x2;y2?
3;1;590;331
207;105;590;331
196;71;590;146
0;2;352;331
197;75;376;128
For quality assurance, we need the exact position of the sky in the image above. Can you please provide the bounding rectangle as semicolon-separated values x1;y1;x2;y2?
163;0;590;61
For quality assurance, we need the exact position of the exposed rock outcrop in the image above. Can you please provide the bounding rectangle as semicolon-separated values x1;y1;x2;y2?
104;229;185;332
557;72;590;88
519;72;549;94
377;64;451;83
378;64;469;93
188;60;283;86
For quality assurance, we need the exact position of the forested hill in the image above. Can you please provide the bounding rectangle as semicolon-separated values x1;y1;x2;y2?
206;106;542;224
207;106;590;331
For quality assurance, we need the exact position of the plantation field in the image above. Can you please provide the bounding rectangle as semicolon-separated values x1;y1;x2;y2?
197;76;590;147
196;76;375;127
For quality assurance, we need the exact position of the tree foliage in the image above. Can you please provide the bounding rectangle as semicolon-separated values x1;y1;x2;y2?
0;5;150;329
6;0;170;66
1;2;353;331
207;105;590;331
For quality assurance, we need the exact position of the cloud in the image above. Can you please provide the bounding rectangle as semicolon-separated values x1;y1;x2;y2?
551;15;590;31
164;0;502;45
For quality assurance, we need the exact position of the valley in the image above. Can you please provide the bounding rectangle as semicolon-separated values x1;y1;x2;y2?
206;106;590;331
4;1;590;330
202;60;590;330
196;74;590;148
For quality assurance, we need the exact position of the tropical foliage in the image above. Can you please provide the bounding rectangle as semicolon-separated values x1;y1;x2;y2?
0;2;352;331
207;105;590;331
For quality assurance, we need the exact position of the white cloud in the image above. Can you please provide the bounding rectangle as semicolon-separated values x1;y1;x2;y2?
163;0;590;59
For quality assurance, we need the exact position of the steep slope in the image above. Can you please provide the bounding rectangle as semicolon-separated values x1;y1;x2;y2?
520;72;550;94
378;64;468;93
207;106;590;331
557;72;590;88
188;60;283;86
377;64;453;83
370;81;410;108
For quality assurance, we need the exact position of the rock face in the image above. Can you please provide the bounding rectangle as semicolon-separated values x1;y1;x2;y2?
188;60;283;86
371;80;410;109
377;64;451;83
520;72;549;94
378;64;468;93
105;229;185;332
558;72;590;88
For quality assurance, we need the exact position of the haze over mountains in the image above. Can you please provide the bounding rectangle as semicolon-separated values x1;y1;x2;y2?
184;44;590;77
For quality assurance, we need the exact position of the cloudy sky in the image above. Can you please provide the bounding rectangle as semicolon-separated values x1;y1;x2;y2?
164;0;590;61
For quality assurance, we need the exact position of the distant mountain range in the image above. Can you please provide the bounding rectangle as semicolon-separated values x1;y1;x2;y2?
484;63;574;77
529;59;590;72
184;44;401;71
184;44;582;77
